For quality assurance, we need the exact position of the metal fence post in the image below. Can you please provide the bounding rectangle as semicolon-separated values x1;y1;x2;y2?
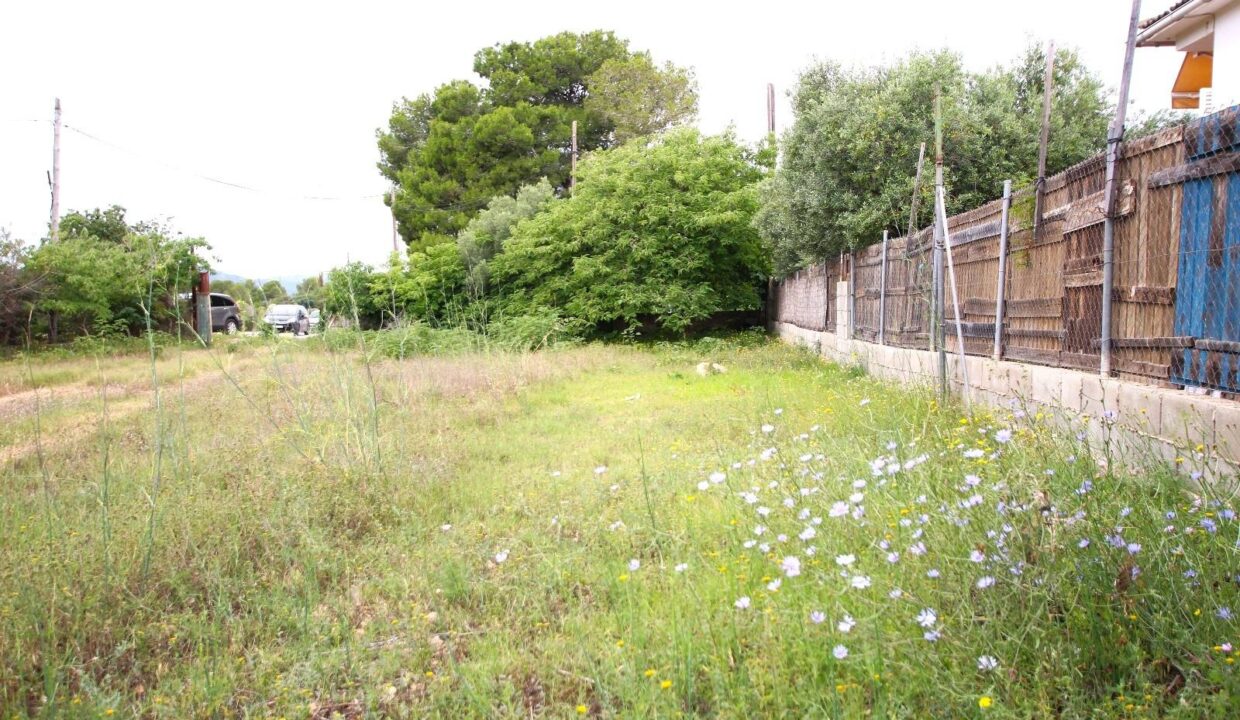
993;180;1011;360
879;230;889;345
1101;0;1142;377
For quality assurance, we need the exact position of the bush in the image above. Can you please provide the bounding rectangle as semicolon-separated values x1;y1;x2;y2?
485;309;585;352
492;129;769;333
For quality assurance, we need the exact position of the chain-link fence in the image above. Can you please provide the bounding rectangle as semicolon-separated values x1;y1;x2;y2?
771;104;1240;396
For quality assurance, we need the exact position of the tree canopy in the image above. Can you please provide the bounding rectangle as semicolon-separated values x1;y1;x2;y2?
377;31;697;252
491;129;768;332
24;206;208;339
583;52;698;145
754;46;1111;274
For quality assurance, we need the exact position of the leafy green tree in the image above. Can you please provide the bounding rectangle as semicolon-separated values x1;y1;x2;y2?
457;179;555;299
491;129;769;333
755;46;1113;274
371;245;467;325
584;52;698;144
378;31;696;251
259;280;288;303
59;205;134;244
324;262;383;329
0;229;36;344
27;210;207;339
293;275;326;308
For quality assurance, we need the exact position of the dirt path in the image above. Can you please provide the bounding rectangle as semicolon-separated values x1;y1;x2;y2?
0;359;258;466
0;382;127;423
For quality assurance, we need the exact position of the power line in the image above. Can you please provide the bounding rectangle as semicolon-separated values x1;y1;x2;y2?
19;115;509;215
60;122;384;202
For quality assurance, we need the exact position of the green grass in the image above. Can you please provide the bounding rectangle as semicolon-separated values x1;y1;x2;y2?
1;334;1237;718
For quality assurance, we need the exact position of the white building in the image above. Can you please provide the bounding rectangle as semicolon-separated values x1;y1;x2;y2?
1137;0;1240;111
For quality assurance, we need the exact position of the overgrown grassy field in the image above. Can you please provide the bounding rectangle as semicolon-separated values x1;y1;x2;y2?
1;334;1237;718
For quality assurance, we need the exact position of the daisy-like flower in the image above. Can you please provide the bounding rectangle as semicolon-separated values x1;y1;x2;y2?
735;596;751;610
994;429;1012;443
757;506;771;517
970;550;986;563
916;608;937;628
977;655;999;672
761;424;775;434
924;630;941;642
628;559;641;571
1078;538;1090;548
781;555;802;577
886;552;900;564
697;481;709;491
494;549;509;564
709;471;726;484
889;588;903;599
835;554;856;566
760;448;777;461
964;449;985;459
767;578;782;592
799;527;817;541
833;644;849;659
810;610;826;624
829;501;850;518
926;569;941;578
976;576;995;589
850;575;872;590
837;614;856;632
674;563;688;573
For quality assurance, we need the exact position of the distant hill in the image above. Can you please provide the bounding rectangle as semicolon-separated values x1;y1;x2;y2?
211;272;307;294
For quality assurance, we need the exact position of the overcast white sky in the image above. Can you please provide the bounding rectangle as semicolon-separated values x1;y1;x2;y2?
1;0;1184;280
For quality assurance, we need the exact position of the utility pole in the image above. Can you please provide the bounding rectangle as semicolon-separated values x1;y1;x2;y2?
50;98;62;242
766;83;776;134
1033;41;1056;241
570;120;578;194
1101;0;1142;377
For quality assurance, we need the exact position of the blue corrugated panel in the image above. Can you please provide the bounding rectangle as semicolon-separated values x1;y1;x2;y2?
1185;104;1240;159
1172;171;1240;391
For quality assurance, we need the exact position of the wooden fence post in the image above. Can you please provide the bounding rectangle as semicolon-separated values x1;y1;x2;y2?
879;230;889;345
993;180;1012;360
848;253;856;339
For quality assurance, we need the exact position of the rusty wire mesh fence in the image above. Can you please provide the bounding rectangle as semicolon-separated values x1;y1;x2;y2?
771;105;1240;396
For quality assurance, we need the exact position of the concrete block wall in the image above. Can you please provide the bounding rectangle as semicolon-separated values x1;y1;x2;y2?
772;321;1239;476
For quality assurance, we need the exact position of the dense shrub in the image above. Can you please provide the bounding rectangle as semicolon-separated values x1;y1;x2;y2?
492;129;769;333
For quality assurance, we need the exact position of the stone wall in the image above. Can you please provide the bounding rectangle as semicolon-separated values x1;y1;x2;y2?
773;285;1240;477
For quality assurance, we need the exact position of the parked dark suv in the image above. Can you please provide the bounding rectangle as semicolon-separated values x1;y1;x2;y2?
210;293;243;334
